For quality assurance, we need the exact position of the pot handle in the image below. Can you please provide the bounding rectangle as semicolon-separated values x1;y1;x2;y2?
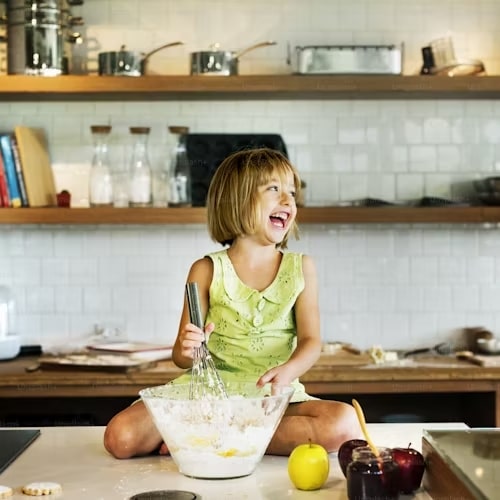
142;41;184;63
234;40;277;60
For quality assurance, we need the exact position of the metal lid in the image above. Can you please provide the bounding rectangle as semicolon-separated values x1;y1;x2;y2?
129;491;201;500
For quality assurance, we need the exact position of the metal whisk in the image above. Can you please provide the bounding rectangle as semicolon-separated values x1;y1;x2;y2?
186;282;227;400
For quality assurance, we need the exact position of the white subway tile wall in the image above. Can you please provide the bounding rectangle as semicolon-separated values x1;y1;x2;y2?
2;0;500;349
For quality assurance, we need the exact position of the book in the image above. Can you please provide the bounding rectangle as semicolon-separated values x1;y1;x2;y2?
0;134;22;208
0;151;8;207
13;126;56;207
10;135;29;206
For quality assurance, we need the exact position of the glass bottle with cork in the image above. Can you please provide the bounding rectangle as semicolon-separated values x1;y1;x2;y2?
128;126;152;207
168;125;191;207
88;125;113;207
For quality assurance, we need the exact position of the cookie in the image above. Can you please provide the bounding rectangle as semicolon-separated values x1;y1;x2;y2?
22;482;62;496
0;485;13;499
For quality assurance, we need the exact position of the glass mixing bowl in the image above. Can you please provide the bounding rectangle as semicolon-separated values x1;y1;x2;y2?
140;381;294;479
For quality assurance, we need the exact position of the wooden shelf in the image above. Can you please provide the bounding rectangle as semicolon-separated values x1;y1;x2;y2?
0;207;206;225
1;206;499;225
1;75;500;100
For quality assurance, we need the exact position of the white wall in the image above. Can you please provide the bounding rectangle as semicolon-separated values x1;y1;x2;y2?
2;0;500;350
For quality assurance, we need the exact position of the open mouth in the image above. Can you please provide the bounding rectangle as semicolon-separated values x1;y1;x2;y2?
269;212;289;229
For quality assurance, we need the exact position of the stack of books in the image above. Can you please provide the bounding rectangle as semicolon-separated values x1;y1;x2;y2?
0;126;57;208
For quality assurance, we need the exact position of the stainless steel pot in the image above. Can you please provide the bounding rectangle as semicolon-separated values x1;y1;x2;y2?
98;41;183;76
4;0;85;75
6;0;65;76
190;41;276;76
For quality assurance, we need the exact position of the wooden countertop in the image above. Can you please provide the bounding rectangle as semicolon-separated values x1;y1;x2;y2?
2;353;499;426
1;353;499;398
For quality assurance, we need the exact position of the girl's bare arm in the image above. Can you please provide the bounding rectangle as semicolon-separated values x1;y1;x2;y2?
172;257;214;369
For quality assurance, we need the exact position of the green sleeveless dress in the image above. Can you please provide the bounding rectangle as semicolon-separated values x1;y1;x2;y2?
172;249;314;403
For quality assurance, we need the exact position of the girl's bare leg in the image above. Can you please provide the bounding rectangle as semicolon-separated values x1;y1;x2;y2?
104;401;165;459
266;400;362;456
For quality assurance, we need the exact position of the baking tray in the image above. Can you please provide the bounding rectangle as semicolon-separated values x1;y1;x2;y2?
0;429;40;474
292;44;403;75
423;428;499;500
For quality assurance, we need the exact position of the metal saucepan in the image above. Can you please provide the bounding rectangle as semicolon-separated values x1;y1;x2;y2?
98;41;183;76
190;40;276;76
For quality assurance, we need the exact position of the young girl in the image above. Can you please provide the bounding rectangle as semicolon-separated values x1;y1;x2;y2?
104;148;361;458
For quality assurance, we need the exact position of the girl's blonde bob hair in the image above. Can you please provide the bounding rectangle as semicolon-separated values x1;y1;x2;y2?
207;147;301;249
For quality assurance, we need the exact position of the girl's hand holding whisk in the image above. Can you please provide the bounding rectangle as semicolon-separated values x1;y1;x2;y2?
178;321;215;360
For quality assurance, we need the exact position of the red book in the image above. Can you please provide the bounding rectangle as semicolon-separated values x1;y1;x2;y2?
0;134;21;208
0;150;10;207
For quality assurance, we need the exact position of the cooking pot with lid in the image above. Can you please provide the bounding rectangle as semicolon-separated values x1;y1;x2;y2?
190;40;276;76
98;41;183;76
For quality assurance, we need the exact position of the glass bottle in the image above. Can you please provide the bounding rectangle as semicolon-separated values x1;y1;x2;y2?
0;285;16;339
112;161;130;208
168;125;191;207
346;446;400;500
128;126;152;207
89;125;113;207
152;145;170;208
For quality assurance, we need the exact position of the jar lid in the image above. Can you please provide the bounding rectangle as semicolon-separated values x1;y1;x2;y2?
352;446;393;461
168;126;189;134
130;126;151;134
90;125;111;134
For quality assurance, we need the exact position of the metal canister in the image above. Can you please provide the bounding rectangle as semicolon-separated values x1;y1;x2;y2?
6;0;64;75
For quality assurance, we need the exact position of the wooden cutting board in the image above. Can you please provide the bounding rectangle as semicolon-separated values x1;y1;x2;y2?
38;354;157;373
14;126;56;207
456;352;500;367
316;350;373;366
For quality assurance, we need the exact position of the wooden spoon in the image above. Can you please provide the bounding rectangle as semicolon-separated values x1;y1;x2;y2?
352;399;380;458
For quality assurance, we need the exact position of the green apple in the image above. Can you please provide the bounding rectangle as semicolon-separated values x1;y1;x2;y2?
287;441;330;491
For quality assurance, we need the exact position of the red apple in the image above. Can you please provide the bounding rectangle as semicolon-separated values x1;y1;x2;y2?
391;444;426;494
337;439;368;477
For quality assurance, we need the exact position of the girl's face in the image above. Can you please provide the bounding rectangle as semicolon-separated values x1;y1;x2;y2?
255;170;297;245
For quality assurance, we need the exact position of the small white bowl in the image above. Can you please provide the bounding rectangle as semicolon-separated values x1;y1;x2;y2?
0;334;21;360
476;338;500;354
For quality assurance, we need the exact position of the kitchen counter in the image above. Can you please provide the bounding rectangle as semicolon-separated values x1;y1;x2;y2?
1;354;500;426
0;423;467;499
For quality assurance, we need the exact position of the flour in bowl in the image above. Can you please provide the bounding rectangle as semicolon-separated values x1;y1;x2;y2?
140;383;294;479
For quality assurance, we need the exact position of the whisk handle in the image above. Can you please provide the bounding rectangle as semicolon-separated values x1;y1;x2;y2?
186;282;204;328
